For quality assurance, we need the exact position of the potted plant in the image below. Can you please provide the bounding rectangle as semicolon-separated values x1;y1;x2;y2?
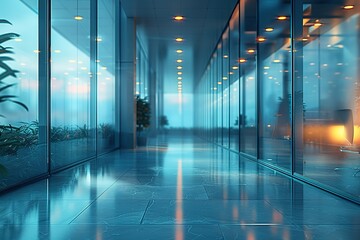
136;95;150;146
0;19;28;177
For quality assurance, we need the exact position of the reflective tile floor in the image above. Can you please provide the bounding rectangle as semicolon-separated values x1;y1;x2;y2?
1;135;360;239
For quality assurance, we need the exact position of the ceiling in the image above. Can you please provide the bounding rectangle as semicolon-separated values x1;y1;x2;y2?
120;0;238;93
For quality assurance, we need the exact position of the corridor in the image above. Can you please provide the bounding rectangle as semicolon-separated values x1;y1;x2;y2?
1;134;359;240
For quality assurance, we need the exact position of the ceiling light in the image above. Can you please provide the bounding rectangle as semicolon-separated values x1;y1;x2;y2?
302;38;308;42
54;50;61;53
264;66;270;70
277;16;287;20
33;50;40;53
343;5;354;10
239;58;246;63
178;72;182;75
176;59;183;63
257;37;266;42
74;16;83;20
174;16;185;21
178;77;182;80
222;77;228;80
223;55;229;58
96;37;102;42
232;66;239;70
217;81;222;85
247;49;255;54
177;66;183;70
176;49;183;53
273;59;281;63
178;81;182;84
314;22;322;27
265;27;274;32
175;37;184;42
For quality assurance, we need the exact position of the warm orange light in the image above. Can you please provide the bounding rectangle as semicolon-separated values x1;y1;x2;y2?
74;15;83;20
343;5;354;10
176;49;183;54
217;81;222;85
175;37;184;42
176;59;183;63
232;66;239;70
247;49;255;54
277;16;287;20
257;37;266;42
265;27;274;32
302;38;308;42
239;58;247;63
314;22;322;27
174;16;185;21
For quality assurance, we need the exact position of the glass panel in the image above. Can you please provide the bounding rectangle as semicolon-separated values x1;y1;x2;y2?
239;0;257;156
0;0;46;190
217;47;222;145
258;0;292;169
51;0;96;169
296;1;360;201
97;0;116;153
229;5;240;152
222;28;230;148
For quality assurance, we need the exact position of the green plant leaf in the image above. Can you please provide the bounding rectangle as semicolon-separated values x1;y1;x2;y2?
0;69;19;80
0;83;16;92
0;33;20;45
0;19;12;25
9;100;29;111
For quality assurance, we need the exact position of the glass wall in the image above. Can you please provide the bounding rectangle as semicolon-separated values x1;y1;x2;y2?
295;1;360;200
0;0;47;190
222;28;230;148
195;0;360;203
97;0;116;153
229;5;240;152
239;0;257;156
0;0;123;193
258;0;292;170
51;0;96;170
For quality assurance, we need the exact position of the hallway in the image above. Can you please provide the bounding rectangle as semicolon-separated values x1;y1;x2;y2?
1;134;359;239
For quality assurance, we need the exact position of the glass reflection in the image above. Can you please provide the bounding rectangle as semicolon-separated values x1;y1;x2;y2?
0;0;46;191
259;0;292;170
296;1;360;200
51;0;96;169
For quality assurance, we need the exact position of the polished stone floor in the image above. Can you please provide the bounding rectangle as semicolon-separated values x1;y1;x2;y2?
0;135;360;239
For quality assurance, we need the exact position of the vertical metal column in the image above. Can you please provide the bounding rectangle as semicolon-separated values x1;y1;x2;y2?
39;0;51;173
90;0;98;154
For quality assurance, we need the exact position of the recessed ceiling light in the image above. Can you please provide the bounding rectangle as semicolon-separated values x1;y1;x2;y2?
96;37;102;42
257;37;266;42
178;77;182;80
175;37;184;42
239;58;246;63
33;50;40;53
176;49;183;53
74;16;83;20
232;66;239;70
178;72;183;75
54;50;61;53
177;59;183;63
174;16;185;21
247;49;255;54
265;27;274;32
273;59;281;63
277;16;287;20
223;55;229;58
343;5;354;10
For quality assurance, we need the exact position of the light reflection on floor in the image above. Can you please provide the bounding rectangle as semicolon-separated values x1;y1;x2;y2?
0;134;359;239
